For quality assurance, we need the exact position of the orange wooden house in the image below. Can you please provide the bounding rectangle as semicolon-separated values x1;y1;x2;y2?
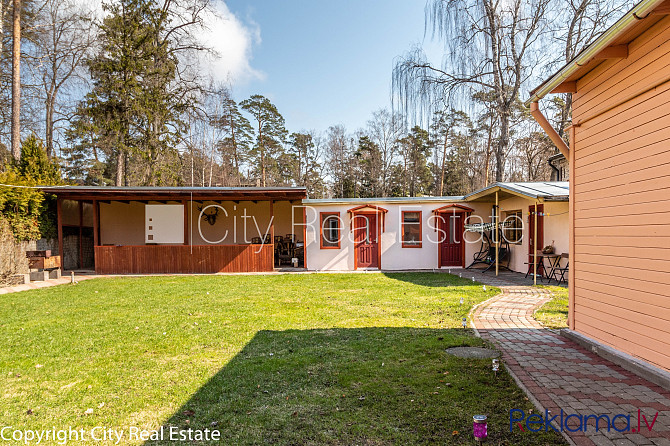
528;0;670;383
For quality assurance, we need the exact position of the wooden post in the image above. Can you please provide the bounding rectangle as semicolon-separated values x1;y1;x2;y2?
78;200;83;269
93;200;99;247
534;201;538;286
57;198;63;265
495;190;499;276
302;205;307;269
92;200;99;272
269;200;274;267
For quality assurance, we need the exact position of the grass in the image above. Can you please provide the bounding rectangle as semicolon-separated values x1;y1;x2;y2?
1;272;565;445
534;286;569;329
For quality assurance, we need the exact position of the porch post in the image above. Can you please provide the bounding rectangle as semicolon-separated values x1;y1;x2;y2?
93;200;99;272
534;201;538;285
302;205;307;269
57;197;63;265
270;200;274;267
78;200;84;269
93;200;99;247
495;190;499;276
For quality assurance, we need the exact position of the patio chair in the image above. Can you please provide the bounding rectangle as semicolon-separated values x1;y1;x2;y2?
524;251;547;281
551;253;569;285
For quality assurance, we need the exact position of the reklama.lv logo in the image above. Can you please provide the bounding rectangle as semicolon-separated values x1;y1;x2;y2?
510;409;659;433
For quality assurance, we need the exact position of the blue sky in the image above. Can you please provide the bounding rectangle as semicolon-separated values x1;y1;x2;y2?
224;0;441;133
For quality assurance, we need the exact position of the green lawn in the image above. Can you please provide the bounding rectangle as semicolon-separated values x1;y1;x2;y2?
534;286;569;329
1;273;564;445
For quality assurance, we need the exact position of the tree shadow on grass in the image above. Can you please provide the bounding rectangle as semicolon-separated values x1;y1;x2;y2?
147;327;563;445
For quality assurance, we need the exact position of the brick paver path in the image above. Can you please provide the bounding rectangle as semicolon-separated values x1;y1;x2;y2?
455;269;670;446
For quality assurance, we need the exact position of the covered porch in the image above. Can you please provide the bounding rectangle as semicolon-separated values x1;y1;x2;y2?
43;187;307;274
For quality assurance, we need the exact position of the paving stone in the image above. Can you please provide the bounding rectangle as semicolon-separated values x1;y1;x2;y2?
466;271;670;445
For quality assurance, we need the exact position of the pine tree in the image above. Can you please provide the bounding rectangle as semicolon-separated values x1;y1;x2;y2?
213;95;253;186
240;95;287;187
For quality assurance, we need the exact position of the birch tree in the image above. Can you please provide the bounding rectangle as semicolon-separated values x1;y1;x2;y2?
393;0;551;182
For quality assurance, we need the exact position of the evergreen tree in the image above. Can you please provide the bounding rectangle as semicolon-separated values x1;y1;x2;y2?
398;126;432;197
214;94;253;186
67;0;187;186
355;135;382;198
240;95;287;187
16;134;61;184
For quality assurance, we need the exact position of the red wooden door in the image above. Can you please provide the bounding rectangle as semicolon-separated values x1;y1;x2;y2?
439;213;464;267
354;213;378;269
528;204;544;262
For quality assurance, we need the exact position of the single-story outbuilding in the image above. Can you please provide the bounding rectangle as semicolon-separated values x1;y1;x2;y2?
303;182;569;274
45;182;568;276
527;0;670;377
43;186;307;274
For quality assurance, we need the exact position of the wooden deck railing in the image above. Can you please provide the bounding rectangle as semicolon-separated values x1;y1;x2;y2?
94;244;273;274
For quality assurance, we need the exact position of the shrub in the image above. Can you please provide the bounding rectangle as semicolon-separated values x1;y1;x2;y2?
0;217;28;285
0;135;62;241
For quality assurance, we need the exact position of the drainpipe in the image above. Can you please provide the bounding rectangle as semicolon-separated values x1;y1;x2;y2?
529;102;570;159
548;157;560;181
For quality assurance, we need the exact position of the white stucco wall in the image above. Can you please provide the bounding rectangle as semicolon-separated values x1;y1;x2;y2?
304;198;568;273
305;201;490;271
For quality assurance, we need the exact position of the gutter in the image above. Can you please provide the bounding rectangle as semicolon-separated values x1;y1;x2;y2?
525;0;665;106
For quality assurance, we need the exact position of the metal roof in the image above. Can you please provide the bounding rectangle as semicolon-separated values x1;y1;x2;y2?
39;186;305;192
465;182;569;202
40;185;307;201
304;182;569;205
303;196;465;205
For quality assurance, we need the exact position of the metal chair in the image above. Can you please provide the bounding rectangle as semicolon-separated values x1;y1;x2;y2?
551;253;569;285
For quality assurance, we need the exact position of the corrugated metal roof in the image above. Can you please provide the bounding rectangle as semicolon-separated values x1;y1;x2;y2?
466;182;569;201
303;196;465;205
304;182;569;205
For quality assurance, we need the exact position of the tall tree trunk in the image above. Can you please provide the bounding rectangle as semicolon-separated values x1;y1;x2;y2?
45;91;54;159
0;0;5;61
439;132;449;195
484;114;494;186
116;151;125;186
496;109;510;183
11;0;21;160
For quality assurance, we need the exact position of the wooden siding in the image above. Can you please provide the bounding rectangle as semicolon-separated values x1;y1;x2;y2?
94;245;273;274
571;14;670;372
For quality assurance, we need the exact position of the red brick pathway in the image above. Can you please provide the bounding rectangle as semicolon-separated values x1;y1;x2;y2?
460;271;670;446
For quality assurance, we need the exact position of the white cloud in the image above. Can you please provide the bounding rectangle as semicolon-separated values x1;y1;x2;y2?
73;0;262;86
197;1;264;85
